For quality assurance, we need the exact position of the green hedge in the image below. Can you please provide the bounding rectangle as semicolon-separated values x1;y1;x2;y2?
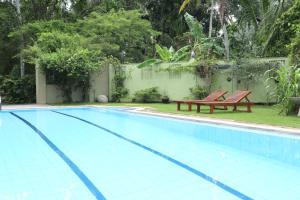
132;87;161;103
0;75;36;104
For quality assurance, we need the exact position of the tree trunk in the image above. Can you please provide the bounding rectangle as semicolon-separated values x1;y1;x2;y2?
15;0;25;77
209;0;214;38
222;24;230;60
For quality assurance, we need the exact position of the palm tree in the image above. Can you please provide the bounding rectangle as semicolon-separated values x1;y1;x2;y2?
231;0;294;55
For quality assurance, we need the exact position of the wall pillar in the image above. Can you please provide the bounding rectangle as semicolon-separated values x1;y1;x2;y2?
35;64;47;104
89;66;110;102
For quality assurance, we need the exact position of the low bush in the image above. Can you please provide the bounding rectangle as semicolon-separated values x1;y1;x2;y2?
189;85;208;99
132;87;161;103
266;65;300;114
0;75;36;103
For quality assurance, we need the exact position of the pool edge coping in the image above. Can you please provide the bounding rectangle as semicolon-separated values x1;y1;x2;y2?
117;106;300;136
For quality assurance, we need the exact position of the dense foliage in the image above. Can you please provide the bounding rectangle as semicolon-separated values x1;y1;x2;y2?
266;66;300;114
6;8;158;102
289;25;300;66
0;2;18;74
0;75;36;103
260;0;300;57
1;0;300;107
76;10;158;62
29;31;103;102
2;0;300;74
189;85;209;99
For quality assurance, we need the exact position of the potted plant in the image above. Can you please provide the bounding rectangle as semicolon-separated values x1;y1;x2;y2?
161;95;170;104
161;91;169;103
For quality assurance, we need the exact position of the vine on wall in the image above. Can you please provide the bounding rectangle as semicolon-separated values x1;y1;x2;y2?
111;59;129;102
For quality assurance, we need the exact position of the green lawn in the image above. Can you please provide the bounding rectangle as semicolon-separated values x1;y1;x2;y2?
53;102;300;129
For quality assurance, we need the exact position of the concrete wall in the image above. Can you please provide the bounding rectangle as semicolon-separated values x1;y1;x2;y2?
35;65;46;104
120;59;286;103
45;85;83;104
36;66;109;104
115;65;204;100
36;58;287;104
209;68;275;103
89;66;110;102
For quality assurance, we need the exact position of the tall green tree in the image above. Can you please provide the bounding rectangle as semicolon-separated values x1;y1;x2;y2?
76;10;159;62
31;31;103;102
180;0;230;60
0;2;18;75
258;0;299;56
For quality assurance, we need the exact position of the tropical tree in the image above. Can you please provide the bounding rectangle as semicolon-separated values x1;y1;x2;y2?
76;10;159;62
180;0;215;38
28;31;103;102
289;24;300;66
184;12;223;60
258;0;298;56
0;1;18;75
137;12;223;68
266;65;300;114
180;0;230;60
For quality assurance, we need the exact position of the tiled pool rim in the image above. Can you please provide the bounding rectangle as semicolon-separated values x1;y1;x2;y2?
1;104;300;136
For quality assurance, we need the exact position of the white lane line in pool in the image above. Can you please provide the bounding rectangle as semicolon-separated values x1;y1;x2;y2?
52;110;253;200
10;112;106;200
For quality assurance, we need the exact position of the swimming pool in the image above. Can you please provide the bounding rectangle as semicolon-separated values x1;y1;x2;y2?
1;107;300;200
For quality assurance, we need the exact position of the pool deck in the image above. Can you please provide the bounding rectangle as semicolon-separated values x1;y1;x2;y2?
1;104;51;110
2;104;300;136
127;107;300;136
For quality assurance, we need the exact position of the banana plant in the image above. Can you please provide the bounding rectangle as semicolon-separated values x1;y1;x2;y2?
136;44;191;68
184;13;224;60
180;0;230;60
265;66;300;114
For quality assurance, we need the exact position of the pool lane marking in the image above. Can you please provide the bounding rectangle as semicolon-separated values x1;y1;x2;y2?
52;110;253;200
10;112;106;200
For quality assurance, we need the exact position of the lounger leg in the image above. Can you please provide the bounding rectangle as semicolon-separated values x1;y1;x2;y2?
210;105;214;114
188;103;192;111
247;104;252;112
177;103;180;111
233;105;237;112
197;104;200;113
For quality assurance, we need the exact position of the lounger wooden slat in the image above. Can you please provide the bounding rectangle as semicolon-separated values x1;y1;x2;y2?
175;90;228;111
195;90;254;114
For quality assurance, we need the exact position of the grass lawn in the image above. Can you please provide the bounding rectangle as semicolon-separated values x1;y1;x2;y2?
53;102;300;129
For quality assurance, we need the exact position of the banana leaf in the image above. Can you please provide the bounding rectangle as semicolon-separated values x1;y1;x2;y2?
179;0;191;13
155;44;172;61
136;59;162;68
172;45;191;61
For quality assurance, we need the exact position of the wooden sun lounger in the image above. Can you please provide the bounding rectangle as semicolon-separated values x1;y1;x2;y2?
194;90;254;114
175;90;228;111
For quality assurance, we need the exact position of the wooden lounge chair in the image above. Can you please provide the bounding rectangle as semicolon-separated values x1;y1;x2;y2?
194;90;254;114
175;90;228;111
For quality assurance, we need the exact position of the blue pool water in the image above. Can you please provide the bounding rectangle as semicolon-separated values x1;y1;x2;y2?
1;107;300;200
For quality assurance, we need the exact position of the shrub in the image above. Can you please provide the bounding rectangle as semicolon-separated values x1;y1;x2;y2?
0;75;36;104
132;87;161;103
266;65;300;114
31;32;103;102
189;85;208;99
